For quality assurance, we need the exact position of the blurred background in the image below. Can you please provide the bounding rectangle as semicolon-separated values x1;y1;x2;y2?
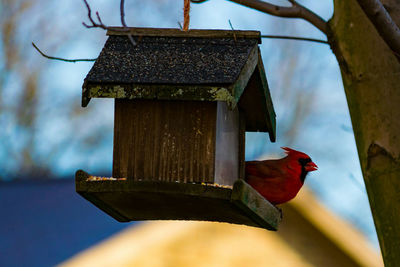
0;0;381;266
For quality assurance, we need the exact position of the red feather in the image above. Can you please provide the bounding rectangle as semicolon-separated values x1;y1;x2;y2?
245;147;317;205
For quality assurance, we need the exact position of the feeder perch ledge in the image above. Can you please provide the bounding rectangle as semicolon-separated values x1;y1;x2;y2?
76;170;282;230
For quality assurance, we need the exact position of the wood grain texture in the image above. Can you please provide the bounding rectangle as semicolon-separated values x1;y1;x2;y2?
113;99;216;183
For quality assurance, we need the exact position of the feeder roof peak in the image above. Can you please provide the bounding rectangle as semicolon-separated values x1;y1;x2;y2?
107;27;262;42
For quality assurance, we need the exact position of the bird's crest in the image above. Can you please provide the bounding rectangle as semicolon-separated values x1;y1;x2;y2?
281;147;310;158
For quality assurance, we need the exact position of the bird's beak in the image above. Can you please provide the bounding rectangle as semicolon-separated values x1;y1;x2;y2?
305;162;318;172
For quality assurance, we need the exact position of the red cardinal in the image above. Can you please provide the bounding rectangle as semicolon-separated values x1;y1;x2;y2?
245;147;318;205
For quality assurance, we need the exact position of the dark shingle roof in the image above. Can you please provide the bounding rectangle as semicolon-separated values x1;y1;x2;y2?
86;36;258;84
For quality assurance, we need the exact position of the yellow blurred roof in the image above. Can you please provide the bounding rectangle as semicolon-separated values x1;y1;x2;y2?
59;187;383;267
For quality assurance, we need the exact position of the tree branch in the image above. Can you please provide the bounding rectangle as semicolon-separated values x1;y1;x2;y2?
192;0;328;34
32;43;97;62
356;0;400;57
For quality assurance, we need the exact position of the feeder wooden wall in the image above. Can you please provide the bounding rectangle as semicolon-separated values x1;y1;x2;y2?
113;100;241;185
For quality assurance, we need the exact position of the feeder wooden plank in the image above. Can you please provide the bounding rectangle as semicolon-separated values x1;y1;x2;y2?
231;179;282;230
106;27;261;43
256;49;276;141
79;192;130;222
231;45;259;106
238;112;246;180
237;49;276;141
76;170;281;230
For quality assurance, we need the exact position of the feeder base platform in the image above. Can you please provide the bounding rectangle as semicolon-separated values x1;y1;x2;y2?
75;170;281;230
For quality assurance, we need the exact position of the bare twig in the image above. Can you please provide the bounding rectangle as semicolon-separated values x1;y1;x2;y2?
82;0;107;29
192;0;328;34
34;0;137;63
228;20;237;42
229;17;326;44
82;0;125;31
126;33;136;46
32;42;97;62
120;0;136;45
261;35;329;44
120;0;127;27
356;0;400;57
82;0;136;45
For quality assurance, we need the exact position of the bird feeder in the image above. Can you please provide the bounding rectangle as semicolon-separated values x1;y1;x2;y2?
75;27;280;230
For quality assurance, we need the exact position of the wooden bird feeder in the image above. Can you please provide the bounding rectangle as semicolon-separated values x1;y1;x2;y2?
76;27;281;230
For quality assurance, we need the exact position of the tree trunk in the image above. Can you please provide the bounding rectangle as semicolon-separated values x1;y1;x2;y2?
329;0;400;265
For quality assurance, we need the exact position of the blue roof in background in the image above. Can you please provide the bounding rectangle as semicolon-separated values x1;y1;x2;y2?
0;178;137;267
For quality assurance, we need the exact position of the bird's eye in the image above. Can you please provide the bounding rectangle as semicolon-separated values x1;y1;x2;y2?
298;158;312;166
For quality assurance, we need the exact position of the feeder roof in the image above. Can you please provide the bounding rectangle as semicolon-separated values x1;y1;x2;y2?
83;27;276;141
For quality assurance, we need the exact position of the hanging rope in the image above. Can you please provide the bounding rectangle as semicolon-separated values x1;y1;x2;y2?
183;0;190;31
